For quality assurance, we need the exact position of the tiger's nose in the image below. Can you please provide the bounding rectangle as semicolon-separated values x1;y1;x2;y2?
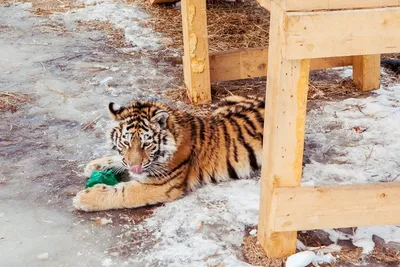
129;165;142;174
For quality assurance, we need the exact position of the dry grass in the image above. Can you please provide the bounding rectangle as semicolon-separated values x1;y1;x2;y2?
161;87;216;116
0;24;13;32
36;20;69;34
163;70;371;113
382;53;400;60
0;0;84;16
211;73;367;103
124;0;270;53
0;92;32;113
242;227;400;267
242;232;286;267
206;1;270;52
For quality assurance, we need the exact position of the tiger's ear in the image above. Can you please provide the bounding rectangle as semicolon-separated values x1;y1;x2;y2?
151;110;169;129
108;102;125;120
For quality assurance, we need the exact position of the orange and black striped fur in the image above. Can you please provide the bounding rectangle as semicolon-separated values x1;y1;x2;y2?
73;96;265;211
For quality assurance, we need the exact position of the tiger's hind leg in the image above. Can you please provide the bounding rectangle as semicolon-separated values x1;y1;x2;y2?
83;155;124;177
73;180;184;211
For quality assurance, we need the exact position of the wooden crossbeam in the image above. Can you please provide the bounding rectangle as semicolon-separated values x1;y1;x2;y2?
283;7;400;60
150;0;178;4
209;48;354;83
257;0;400;12
272;182;400;232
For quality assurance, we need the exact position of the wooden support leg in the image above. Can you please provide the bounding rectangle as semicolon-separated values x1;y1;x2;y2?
181;0;211;104
353;55;381;92
257;2;310;258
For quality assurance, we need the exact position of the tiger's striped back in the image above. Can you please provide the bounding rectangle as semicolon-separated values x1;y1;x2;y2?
186;95;265;189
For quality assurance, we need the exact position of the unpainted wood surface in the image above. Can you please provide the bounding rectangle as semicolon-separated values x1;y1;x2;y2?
209;47;353;82
257;1;310;259
273;182;400;232
181;0;211;104
257;0;400;11
284;7;400;59
150;0;178;4
353;55;381;91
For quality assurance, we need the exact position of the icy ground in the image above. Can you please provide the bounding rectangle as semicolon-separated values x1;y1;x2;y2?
0;1;399;267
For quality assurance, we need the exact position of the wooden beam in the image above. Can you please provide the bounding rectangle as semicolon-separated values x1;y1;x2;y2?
209;48;353;83
150;0;178;4
257;0;271;11
259;0;399;12
311;56;354;71
272;182;400;232
209;48;268;83
353;55;381;91
257;1;310;259
283;7;400;60
181;0;211;104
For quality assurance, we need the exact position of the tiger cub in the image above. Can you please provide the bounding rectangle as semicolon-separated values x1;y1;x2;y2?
73;96;265;211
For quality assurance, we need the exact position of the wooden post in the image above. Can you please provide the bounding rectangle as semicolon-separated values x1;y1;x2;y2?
353;55;381;91
181;0;211;104
257;2;310;258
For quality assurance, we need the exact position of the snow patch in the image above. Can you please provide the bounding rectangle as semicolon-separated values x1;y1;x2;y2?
286;250;336;267
63;0;162;51
249;229;257;236
286;251;316;267
100;217;113;225
313;253;336;265
101;258;114;266
325;226;400;254
136;180;260;266
37;252;49;260
302;86;400;186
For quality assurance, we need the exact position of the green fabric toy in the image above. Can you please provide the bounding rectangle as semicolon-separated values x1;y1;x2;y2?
85;169;121;188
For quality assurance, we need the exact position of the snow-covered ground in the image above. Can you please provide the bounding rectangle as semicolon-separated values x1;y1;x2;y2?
0;1;399;267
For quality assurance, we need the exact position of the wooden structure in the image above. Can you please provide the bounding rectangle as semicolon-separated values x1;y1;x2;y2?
254;0;400;258
178;1;400;104
178;0;400;259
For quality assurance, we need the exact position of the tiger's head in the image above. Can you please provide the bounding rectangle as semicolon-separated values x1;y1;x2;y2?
107;101;177;178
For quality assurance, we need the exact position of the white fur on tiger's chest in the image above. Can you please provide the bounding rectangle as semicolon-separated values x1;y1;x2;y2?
129;172;150;183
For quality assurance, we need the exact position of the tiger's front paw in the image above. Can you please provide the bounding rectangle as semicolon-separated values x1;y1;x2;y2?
73;184;116;212
83;158;108;177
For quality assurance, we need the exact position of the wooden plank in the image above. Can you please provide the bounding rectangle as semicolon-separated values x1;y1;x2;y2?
263;0;399;11
283;7;400;60
272;182;400;232
150;0;178;4
256;0;271;11
353;55;381;91
181;0;211;104
311;56;354;70
257;1;310;259
209;48;353;82
209;48;268;83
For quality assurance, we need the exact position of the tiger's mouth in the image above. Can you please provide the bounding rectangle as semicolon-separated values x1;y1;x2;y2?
129;165;143;174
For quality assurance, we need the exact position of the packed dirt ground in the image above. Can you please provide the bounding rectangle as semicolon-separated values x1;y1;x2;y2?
1;1;399;267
